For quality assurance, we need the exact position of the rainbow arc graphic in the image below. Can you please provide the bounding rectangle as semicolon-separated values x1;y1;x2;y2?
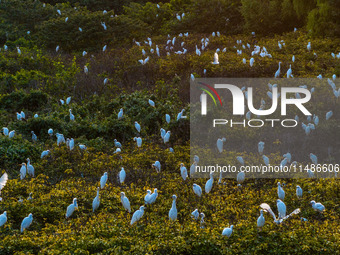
198;82;223;106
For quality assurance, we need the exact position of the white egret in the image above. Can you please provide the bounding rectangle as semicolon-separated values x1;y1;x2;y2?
258;141;265;154
130;206;145;225
84;65;88;74
222;225;233;237
8;130;15;138
148;188;158;204
92;187;100;212
310;153;318;164
307;42;311;51
119;167;126;184
100;172;108;189
114;139;122;148
310;200;325;213
237;171;245;184
152;161;161;172
212;52;219;64
0;211;7;227
296;185;303;199
274;62;281;78
134;137;142;147
2;127;9;136
134;121;141;133
120;192;131;212
193;183;202;197
286;64;293;78
163;131;170;143
66;198;78;218
31;131;37;142
326;111;333;120
69;109;75;121
20;163;27;180
27;158;34;177
236;156;244;165
180;163;188;180
79;144;87;150
118;108;123;119
191;209;199;220
66;97;71;104
205;172;214;193
257;210;265;230
262;155;269;166
21;213;33;232
277;182;285;200
277;199;286;219
144;190;152;204
169;195;177;221
250;57;254;67
148;99;155;107
41;150;50;158
216;138;226;153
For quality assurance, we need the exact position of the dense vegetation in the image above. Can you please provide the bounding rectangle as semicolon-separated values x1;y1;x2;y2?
0;0;339;254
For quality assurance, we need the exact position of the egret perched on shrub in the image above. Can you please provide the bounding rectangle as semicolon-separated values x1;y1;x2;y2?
274;62;281;78
163;131;170;143
114;139;122;148
180;163;188;180
8;130;15;138
0;172;8;201
118;108;123;119
69;109;75;121
21;213;33;232
31;131;37;142
119;167;126;184
258;141;265;154
66;198;78;218
152;161;161;172
205;172;214;193
277;199;286;219
191;209;199;220
193;183;202;197
310;153;318;164
216;138;226;153
222;225;233;237
148;99;155;107
131;206;145;225
66;97;71;104
120;192;131;213
79;144;87;150
165;114;170;124
237;171;245;184
41;150;50;158
169;195;177;221
2;127;9;136
27;158;34;177
149;188;158;204
177;109;187;121
296;185;303;199
100;172;108;189
257;210;265;230
310;200;325;213
134;137;142;147
20;163;27;180
277;182;285;200
190;162;197;177
236;156;244;165
134;121;141;133
92;187;100;212
0;211;7;227
144;190;152;204
250;57;254;67
326;111;333;120
212;52;219;64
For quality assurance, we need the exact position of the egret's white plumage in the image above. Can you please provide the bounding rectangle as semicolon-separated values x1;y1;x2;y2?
100;172;108;189
148;188;158;204
216;138;226;153
66;198;78;218
296;185;303;199
92;187;100;212
120;192;131;212
118;108;123;120
69;109;75;121
180;163;188;180
258;141;265;154
193;183;202;197
152;161;161;172
237;171;245;184
277;199;286;219
20;163;27;180
26;158;35;177
277;182;285;200
134;121;141;133
134;137;142;147
169;195;177;221
191;209;199;220
130;206;145;225
257;210;265;229
310;200;325;213
0;211;7;227
205;172;214;193
119;167;126;184
222;225;233;237
21;213;33;232
144;190;152;204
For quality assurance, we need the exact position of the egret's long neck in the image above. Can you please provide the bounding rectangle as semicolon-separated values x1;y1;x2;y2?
172;200;176;209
